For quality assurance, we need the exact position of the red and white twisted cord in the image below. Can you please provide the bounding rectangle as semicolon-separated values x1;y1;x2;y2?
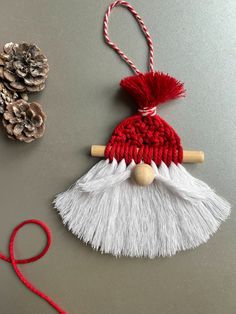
104;0;154;75
138;106;157;116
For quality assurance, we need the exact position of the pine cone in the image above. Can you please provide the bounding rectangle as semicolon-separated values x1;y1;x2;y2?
2;100;46;143
0;80;28;114
0;42;49;93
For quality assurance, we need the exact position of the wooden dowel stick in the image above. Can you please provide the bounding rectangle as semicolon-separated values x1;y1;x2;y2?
91;145;204;163
182;150;205;163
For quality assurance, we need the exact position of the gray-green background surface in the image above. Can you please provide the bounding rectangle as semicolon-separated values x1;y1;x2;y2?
0;1;235;313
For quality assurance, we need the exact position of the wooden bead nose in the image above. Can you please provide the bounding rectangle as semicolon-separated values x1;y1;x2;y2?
132;163;155;186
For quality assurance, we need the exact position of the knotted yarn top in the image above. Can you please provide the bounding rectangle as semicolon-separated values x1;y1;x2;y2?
120;72;185;116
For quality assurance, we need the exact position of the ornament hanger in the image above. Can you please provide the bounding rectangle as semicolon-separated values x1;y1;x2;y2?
53;0;231;261
104;0;154;74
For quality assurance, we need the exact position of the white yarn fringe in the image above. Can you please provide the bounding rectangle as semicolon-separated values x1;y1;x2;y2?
54;159;231;258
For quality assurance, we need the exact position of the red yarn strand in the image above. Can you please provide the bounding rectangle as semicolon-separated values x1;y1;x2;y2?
0;220;67;314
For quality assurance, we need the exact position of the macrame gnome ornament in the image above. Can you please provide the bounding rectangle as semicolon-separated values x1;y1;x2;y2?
54;1;231;258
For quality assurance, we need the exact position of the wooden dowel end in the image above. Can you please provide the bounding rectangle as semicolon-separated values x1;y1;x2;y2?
183;150;204;163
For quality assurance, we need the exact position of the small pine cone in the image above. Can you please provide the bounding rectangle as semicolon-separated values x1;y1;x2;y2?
0;42;49;93
2;100;46;143
0;80;28;114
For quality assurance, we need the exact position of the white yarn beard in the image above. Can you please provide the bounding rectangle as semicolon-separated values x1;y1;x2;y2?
54;159;231;258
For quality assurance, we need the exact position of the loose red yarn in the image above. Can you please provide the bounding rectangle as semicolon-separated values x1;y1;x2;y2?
0;219;67;314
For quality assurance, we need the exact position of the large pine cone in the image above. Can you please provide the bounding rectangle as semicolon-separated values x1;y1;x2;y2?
0;42;49;92
2;100;46;143
0;80;28;114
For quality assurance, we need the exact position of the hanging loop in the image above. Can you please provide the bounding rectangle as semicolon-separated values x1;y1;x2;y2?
103;0;154;75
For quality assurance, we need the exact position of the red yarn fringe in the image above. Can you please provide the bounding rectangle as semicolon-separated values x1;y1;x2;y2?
120;72;185;109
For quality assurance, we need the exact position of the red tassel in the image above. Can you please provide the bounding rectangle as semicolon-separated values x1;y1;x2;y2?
120;72;185;109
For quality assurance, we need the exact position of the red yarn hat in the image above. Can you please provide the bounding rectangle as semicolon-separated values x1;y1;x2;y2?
105;72;185;166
